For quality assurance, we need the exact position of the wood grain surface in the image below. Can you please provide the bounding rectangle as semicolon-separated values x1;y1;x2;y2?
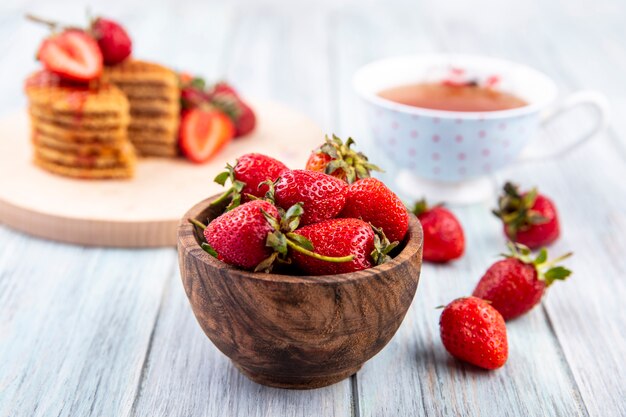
1;0;625;416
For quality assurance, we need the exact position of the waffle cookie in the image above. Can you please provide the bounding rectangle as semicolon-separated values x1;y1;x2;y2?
25;71;136;179
103;60;181;157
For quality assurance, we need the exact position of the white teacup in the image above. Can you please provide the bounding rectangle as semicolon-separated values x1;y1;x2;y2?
353;54;609;204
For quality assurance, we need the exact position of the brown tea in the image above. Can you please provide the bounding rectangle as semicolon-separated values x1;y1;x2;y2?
378;82;527;112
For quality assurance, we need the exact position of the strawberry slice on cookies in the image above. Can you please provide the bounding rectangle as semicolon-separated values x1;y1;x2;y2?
36;30;103;82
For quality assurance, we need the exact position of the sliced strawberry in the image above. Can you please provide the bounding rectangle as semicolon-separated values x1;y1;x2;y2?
179;109;235;163
37;30;103;82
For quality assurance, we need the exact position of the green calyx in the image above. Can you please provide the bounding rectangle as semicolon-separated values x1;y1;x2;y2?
209;92;242;122
502;242;573;287
410;198;444;217
493;182;548;239
255;204;355;273
317;134;382;184
210;162;247;211
370;225;399;265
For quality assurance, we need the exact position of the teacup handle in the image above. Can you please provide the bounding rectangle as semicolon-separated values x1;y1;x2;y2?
519;90;610;161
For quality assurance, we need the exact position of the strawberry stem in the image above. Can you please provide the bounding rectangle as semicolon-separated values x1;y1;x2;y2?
285;239;354;263
188;218;207;230
25;14;61;30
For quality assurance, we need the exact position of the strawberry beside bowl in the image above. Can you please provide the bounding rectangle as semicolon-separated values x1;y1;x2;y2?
177;194;423;389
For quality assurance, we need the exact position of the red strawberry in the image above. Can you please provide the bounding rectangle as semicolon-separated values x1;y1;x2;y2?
339;177;409;243
203;200;280;270
473;243;572;320
211;81;239;97
208;85;256;138
179;109;235;163
291;218;397;275
493;182;560;249
305;135;381;183
273;169;348;226
212;153;288;210
36;30;103;82
196;200;353;272
90;17;132;65
439;297;508;370
412;200;465;262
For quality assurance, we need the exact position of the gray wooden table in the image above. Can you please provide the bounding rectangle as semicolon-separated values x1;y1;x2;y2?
1;0;625;416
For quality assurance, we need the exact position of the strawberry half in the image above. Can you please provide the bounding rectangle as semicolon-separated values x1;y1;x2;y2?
179;108;235;163
37;30;103;82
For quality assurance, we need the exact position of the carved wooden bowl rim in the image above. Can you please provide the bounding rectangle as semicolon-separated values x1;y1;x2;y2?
178;194;423;285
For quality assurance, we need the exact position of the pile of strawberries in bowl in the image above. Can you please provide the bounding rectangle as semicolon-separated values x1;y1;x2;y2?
189;135;407;275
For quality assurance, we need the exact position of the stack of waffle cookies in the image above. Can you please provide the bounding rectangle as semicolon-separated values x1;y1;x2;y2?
25;71;136;179
103;60;180;157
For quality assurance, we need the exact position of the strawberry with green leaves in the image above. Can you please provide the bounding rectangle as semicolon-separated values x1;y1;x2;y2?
305;135;382;183
473;242;572;320
191;200;353;272
271;169;348;226
291;218;397;275
493;182;560;249
179;76;256;138
339;177;409;243
440;297;508;370
412;199;465;263
211;153;288;211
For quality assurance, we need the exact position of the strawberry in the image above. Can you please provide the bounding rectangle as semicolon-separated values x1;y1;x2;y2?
339;177;409;243
192;200;353;272
305;135;381;183
272;169;348;226
36;30;103;82
179;108;235;163
212;153;288;210
472;242;572;320
291;218;397;275
493;182;560;249
439;297;508;370
208;83;256;138
90;17;132;65
412;199;465;262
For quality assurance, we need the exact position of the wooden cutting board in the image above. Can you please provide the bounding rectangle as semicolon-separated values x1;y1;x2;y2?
0;101;324;247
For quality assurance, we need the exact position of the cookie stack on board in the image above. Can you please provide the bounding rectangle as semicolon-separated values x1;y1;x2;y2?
103;60;180;157
25;71;137;179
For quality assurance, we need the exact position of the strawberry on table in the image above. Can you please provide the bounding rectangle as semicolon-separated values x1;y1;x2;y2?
36;29;103;82
339;177;409;243
439;297;508;370
412;199;465;263
179;108;235;164
493;182;560;249
473;242;572;320
305;135;382;183
291;218;397;275
212;153;288;210
90;17;132;65
272;169;348;226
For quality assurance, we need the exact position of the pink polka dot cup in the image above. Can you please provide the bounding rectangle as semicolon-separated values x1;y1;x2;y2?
353;54;609;203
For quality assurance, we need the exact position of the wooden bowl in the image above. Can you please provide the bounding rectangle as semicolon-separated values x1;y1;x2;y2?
177;195;423;389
